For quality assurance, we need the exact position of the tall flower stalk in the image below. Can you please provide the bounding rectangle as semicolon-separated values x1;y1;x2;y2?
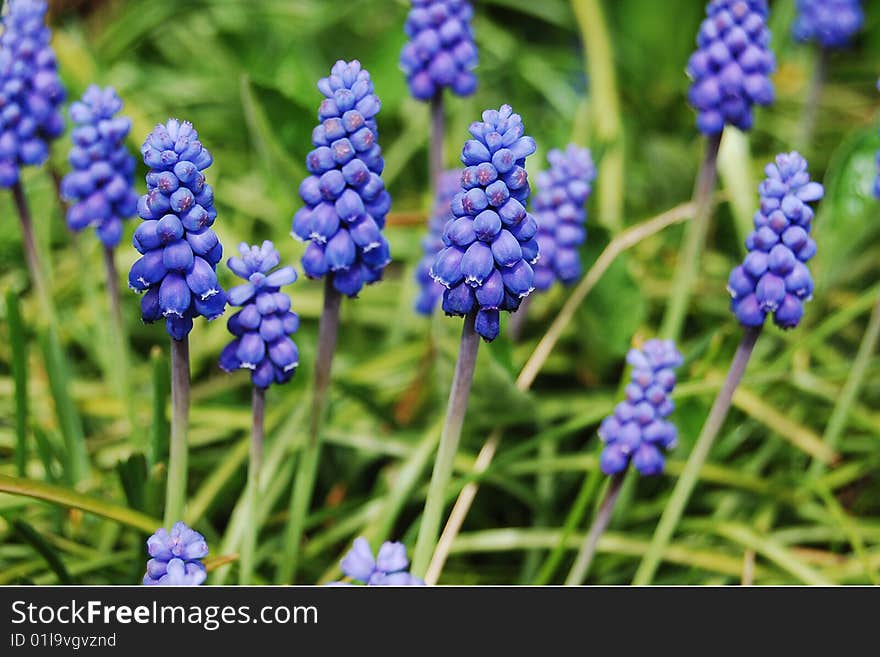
412;104;537;575
400;0;477;193
129;119;226;528
636;152;823;584
220;241;299;584
662;0;775;341
283;59;391;583
565;340;682;584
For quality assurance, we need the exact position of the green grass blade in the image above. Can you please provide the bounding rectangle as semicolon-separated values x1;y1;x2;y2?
6;290;28;476
10;518;74;585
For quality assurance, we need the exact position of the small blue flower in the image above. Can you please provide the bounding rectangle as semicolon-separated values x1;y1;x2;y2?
337;537;425;586
727;152;823;329
532;145;596;291
143;521;208;586
599;340;683;477
0;0;66;187
687;0;775;135
400;0;477;101
793;0;862;49
415;170;460;314
129;119;227;340
220;241;300;389
292;60;391;298
61;86;138;248
430;104;538;341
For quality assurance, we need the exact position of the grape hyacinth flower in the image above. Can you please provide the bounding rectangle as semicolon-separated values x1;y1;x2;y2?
727;152;823;330
0;0;66;188
566;340;683;585
400;1;478;195
415;169;459;315
281;60;390;584
635;153;825;585
61;86;137;248
143;522;208;586
793;0;863;49
430;104;538;342
129;119;226;528
687;0;775;136
532;145;597;291
220;241;299;584
338;537;425;586
412;104;537;577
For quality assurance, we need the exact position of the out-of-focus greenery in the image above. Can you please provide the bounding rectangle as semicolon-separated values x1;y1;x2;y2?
0;0;878;585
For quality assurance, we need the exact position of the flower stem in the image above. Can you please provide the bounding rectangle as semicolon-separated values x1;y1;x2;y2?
412;310;481;577
102;245;136;433
660;132;723;342
12;181;50;313
165;336;190;528
430;91;445;194
565;471;626;585
277;278;341;583
240;385;265;585
799;47;828;152
633;325;761;584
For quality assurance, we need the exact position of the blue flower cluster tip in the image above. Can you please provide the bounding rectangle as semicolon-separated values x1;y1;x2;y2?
687;0;775;135
430;104;538;341
129;119;227;340
533;144;596;291
220;241;300;389
337;537;425;586
415;169;460;315
793;0;863;49
728;152;823;329
400;0;478;100
599;340;683;477
143;522;208;586
292;60;391;298
0;0;66;187
61;86;138;248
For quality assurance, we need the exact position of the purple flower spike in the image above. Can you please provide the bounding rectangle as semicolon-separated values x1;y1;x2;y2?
415;170;460;314
532;145;596;290
0;0;66;187
599;340;683;477
129;119;226;339
400;0;478;101
292;60;391;298
793;0;863;49
337;537;425;586
687;0;775;135
220;241;300;389
430;104;538;341
728;152;823;329
143;521;208;586
61;86;138;248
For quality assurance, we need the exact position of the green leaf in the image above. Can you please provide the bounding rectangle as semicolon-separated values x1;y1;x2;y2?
9;518;74;585
6;290;28;477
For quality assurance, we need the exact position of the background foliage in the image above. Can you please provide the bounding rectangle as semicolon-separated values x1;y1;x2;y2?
0;0;879;584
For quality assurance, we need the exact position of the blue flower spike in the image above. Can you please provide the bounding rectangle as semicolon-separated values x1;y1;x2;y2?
220;241;300;389
727;152;823;330
687;0;775;135
532;144;596;291
400;0;478;101
430;104;538;341
129;119;227;340
292;59;391;298
143;521;208;586
61;86;138;247
793;0;863;49
0;0;66;187
599;340;684;477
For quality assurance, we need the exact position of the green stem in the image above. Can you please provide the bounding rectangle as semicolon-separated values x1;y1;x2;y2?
7;290;28;477
660;132;723;341
565;472;625;585
412;310;481;576
241;386;265;585
165;336;190;527
798;47;827;152
634;326;761;584
277;279;341;583
12;181;50;313
808;295;880;477
103;245;136;433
